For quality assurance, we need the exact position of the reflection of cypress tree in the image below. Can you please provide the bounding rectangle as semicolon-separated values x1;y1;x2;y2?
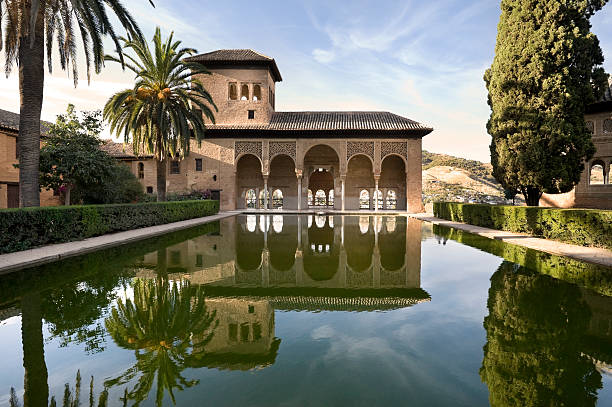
104;277;218;406
480;261;602;406
20;292;49;407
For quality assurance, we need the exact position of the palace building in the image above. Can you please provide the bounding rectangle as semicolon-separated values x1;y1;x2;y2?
105;49;433;212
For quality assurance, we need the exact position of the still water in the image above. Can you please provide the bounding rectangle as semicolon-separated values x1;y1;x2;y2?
1;215;612;406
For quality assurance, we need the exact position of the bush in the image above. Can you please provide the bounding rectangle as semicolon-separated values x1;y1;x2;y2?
73;164;144;204
0;200;219;254
166;190;212;201
433;202;612;249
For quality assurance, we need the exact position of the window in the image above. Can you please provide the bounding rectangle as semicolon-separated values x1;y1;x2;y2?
359;190;370;209
252;323;262;341
241;84;249;100
228;82;238;100
246;189;257;209
272;189;283;209
315;190;327;206
240;322;250;342
248;305;255;314
259;189;269;209
195;158;203;172
146;186;153;194
253;84;262;101
248;110;255;120
590;162;605;185
375;189;383;208
170;160;180;174
138;162;144;179
196;254;203;267
386;190;397;209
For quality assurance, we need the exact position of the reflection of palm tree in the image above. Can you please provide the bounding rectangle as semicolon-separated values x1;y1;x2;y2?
105;278;217;406
480;261;602;406
21;292;49;407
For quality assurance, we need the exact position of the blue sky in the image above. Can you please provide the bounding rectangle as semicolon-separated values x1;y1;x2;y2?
1;0;611;161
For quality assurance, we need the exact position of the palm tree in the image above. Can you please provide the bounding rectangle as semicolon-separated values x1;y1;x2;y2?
104;277;217;406
103;27;217;201
1;0;153;207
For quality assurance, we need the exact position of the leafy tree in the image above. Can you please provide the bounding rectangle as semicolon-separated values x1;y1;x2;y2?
480;261;602;406
39;105;116;205
0;0;153;207
104;27;217;201
74;163;144;205
503;188;518;205
485;0;609;206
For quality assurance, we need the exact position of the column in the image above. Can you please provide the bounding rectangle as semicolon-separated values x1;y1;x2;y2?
341;176;346;211
263;176;269;210
374;175;380;211
296;171;303;211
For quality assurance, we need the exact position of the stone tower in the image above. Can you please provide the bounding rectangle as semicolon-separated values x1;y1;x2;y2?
186;49;282;125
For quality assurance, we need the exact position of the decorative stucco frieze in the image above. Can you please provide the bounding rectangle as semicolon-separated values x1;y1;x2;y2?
381;141;407;160
235;141;262;160
269;141;296;160
346;141;374;161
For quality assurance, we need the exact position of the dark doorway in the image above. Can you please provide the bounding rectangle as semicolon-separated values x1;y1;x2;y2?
7;184;19;208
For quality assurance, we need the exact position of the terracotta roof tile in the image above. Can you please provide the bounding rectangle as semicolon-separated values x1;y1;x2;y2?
186;49;282;82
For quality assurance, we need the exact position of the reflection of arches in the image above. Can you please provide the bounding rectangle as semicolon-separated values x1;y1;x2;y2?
236;154;263;210
380;155;406;210
237;216;264;270
345;216;374;272
379;217;406;271
269;216;297;271
590;161;605;185
347;155;375;210
304;218;338;280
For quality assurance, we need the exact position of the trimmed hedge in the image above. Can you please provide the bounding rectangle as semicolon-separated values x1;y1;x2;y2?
433;202;612;250
0;200;219;254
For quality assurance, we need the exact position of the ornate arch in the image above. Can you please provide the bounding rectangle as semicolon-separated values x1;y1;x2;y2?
235;152;264;173
269;141;296;164
300;142;342;165
381;141;408;165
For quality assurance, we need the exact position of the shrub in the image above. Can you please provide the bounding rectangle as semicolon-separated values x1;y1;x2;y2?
166;190;212;201
0;200;219;254
433;202;612;249
74;164;144;204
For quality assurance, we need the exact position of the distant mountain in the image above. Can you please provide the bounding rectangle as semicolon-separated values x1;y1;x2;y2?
421;151;519;204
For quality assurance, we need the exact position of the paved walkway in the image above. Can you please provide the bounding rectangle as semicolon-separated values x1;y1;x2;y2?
410;214;612;269
0;212;235;275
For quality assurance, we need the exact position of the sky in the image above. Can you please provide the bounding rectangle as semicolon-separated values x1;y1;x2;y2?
1;0;612;162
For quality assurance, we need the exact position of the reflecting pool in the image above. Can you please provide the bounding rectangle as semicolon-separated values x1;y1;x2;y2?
1;215;612;406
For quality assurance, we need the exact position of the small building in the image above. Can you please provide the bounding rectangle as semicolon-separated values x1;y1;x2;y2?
0;109;61;208
109;49;433;212
541;80;612;209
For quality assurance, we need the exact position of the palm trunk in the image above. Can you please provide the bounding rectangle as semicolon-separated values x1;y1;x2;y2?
156;159;167;202
18;2;46;207
21;292;49;407
522;186;542;207
64;185;71;206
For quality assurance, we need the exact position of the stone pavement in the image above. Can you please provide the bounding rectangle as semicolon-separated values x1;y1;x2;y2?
410;214;612;269
0;212;235;275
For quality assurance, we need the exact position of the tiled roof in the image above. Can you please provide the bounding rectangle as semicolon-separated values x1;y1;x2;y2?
0;108;51;135
100;141;152;159
206;111;433;138
186;49;282;82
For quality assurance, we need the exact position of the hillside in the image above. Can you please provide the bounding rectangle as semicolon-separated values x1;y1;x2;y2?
421;151;518;204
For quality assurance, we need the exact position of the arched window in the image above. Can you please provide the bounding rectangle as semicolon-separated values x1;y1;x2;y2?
590;162;605;185
386;190;397;209
241;84;249;100
259;189;269;208
315;189;327;206
228;83;238;100
359;189;370;209
253;84;262;101
328;189;334;207
272;189;283;209
138;162;144;179
375;190;383;209
245;189;257;208
308;189;314;207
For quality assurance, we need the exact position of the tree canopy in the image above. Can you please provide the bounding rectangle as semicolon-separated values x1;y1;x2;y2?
485;0;609;205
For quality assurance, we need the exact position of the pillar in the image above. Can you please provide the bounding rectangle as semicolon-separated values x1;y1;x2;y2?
263;176;269;210
296;170;303;211
340;176;346;211
374;175;380;211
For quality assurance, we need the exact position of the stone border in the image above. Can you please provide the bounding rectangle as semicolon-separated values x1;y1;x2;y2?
410;214;612;269
0;212;235;275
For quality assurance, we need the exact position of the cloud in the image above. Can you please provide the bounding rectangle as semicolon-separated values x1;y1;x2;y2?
312;48;335;64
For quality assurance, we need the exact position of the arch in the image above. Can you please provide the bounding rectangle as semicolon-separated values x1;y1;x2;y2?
272;189;283;209
590;160;605;185
380;154;407;210
137;162;144;179
253;84;262;101
386;190;397;209
347;154;375;210
240;84;249;100
228;83;238;100
245;189;257;209
314;189;327;207
347;152;375;168
269;154;297;209
381;152;408;166
236;154;264;210
301;143;342;166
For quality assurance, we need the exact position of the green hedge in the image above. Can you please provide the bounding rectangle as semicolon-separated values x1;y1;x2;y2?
433;202;612;249
0;200;219;254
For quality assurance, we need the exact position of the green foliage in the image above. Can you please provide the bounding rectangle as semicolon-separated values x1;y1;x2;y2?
480;261;602;406
485;0;609;205
166;190;212;202
434;202;612;249
0;200;219;254
103;27;217;201
74;164;144;205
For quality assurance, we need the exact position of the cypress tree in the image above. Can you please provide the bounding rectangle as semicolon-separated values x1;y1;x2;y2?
485;0;609;206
